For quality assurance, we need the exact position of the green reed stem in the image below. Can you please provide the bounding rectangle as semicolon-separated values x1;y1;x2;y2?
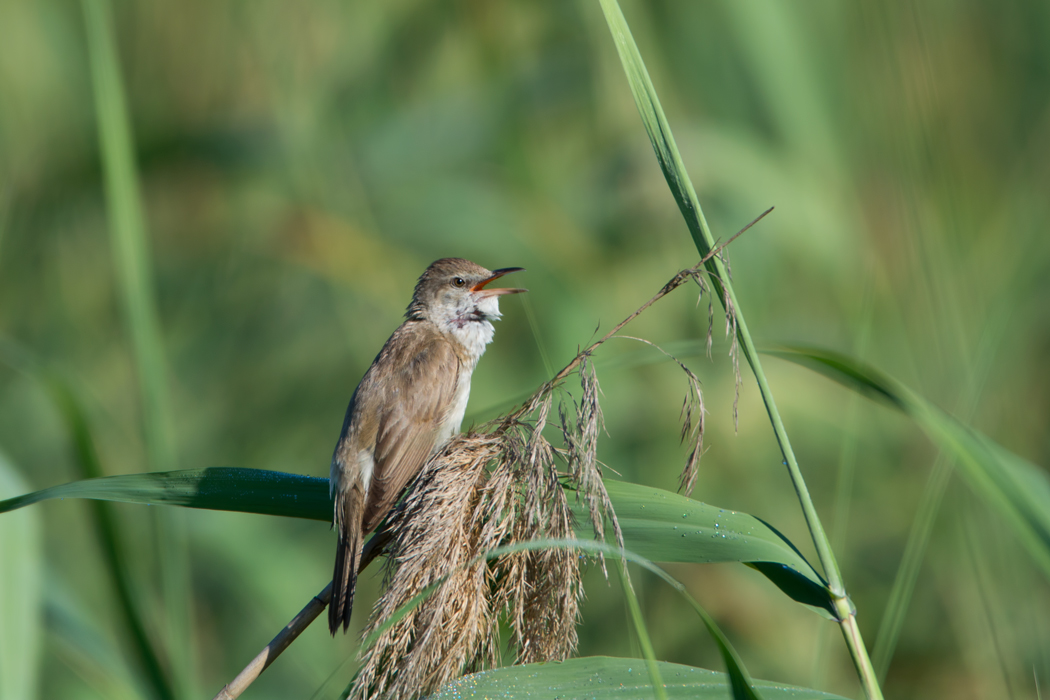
596;2;882;698
81;1;194;696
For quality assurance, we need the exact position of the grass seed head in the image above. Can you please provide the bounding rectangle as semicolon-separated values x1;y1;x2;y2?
353;406;586;699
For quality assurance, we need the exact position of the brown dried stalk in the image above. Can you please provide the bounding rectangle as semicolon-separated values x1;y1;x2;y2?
212;532;390;700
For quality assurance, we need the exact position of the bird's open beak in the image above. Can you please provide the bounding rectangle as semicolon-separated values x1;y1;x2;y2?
472;267;527;297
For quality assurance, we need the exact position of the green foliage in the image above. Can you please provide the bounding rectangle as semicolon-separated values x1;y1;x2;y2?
585;480;833;615
428;656;848;700
775;345;1050;684
0;468;331;521
0;452;42;700
47;376;177;700
81;0;192;695
773;347;1050;579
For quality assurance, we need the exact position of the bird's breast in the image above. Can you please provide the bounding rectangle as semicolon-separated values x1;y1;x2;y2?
437;368;474;446
447;319;496;362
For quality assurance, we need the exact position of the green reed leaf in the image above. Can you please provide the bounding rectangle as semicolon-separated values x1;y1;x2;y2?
772;346;1050;579
0;452;43;700
426;656;847;700
0;469;833;615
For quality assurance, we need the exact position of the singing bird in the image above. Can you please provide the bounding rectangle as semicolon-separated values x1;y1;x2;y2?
328;258;526;634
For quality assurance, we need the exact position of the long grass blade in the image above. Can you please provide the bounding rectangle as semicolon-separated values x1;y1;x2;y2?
870;302;1007;681
429;656;848;700
586;480;834;615
596;3;879;697
46;378;177;700
0;467;332;519
772;346;1050;579
0;339;175;699
80;1;193;695
616;565;668;700
871;457;951;681
47;582;148;700
80;1;176;476
0;451;43;700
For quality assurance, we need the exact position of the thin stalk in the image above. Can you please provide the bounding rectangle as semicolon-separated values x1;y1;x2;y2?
81;1;194;697
960;512;1018;700
872;456;951;681
871;291;1007;681
81;0;176;477
521;294;556;379
503;208;766;424
213;531;391;700
48;379;176;700
617;566;668;700
596;2;881;697
813;274;874;688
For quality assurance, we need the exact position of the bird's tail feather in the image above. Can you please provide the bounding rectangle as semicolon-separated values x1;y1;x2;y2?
329;488;364;635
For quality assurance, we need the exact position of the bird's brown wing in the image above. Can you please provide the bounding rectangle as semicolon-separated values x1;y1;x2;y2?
362;334;461;533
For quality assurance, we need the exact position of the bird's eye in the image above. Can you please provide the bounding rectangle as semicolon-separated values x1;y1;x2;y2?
452;277;466;288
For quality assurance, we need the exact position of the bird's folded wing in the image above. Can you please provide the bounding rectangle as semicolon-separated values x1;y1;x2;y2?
362;336;461;533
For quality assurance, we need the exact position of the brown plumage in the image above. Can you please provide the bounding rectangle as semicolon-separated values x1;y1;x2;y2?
329;258;525;635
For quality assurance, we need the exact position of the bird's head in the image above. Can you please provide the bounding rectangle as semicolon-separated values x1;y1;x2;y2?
407;258;526;328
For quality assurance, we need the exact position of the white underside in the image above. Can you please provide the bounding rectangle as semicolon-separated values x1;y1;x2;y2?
438;372;473;446
451;318;495;360
357;448;375;491
436;295;500;450
454;295;499;355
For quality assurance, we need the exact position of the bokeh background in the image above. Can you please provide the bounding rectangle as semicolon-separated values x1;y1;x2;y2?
2;1;1049;699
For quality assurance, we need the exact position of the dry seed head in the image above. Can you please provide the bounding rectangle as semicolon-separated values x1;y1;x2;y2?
353;435;501;700
353;404;587;699
677;366;706;496
607;334;706;497
719;248;733;281
706;298;715;359
561;358;622;557
723;293;741;431
498;402;583;663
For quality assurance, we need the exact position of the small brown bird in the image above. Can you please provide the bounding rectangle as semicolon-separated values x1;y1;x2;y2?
328;258;526;634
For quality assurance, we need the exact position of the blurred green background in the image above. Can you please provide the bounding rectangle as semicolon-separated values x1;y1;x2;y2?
1;1;1049;698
